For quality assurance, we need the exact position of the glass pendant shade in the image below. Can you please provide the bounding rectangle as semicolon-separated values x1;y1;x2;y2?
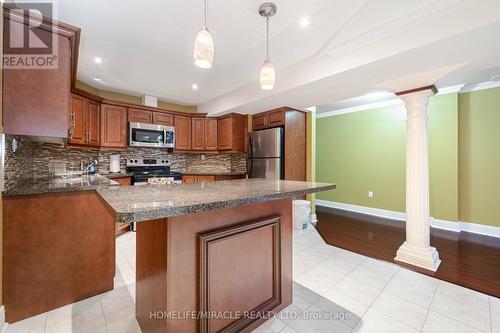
193;27;214;69
260;60;275;90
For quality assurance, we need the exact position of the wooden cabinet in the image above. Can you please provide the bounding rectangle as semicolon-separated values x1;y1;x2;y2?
191;117;205;151
191;117;218;151
68;95;87;145
2;14;73;137
153;112;173;126
128;108;152;123
181;175;216;183
252;108;286;130
128;109;174;126
101;104;127;149
217;113;247;152
88;101;101;147
113;176;132;186
252;107;307;181
174;115;192;150
68;95;100;148
205;118;218;151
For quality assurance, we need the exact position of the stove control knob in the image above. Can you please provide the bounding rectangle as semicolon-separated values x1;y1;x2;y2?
129;159;133;163
134;160;138;163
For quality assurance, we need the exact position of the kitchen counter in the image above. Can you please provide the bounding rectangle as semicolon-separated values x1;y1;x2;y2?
97;179;335;223
3;174;119;196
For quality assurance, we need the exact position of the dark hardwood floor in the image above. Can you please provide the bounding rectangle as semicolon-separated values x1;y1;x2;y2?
315;207;500;298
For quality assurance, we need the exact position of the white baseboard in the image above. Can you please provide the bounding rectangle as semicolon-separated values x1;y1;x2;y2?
315;199;406;221
458;221;500;238
316;199;500;238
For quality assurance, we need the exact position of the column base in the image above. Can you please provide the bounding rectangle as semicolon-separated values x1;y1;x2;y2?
395;242;441;272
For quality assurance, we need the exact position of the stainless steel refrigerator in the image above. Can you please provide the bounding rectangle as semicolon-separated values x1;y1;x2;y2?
248;127;284;179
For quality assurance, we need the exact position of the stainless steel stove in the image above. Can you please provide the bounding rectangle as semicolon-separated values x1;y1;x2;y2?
126;157;182;186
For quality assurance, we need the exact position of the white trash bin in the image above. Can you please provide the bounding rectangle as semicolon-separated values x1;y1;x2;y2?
293;200;311;230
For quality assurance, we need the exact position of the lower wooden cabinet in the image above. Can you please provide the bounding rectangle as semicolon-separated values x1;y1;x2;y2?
182;174;244;183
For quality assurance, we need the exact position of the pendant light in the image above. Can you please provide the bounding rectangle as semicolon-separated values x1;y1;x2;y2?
259;3;277;90
193;0;214;69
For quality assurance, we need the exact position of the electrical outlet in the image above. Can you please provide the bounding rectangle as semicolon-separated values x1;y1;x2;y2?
368;191;374;198
201;154;206;161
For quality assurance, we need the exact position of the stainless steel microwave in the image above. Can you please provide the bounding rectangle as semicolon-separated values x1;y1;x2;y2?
129;122;175;148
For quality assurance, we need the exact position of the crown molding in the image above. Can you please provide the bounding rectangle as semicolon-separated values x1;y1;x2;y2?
316;99;403;119
435;84;465;95
460;81;500;93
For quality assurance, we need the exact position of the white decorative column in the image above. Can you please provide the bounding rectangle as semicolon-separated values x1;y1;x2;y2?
395;89;441;271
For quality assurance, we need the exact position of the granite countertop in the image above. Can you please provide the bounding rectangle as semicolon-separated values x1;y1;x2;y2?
3;174;119;196
97;179;335;224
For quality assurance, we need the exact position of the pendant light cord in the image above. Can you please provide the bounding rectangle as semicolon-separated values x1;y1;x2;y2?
266;17;269;60
204;0;208;28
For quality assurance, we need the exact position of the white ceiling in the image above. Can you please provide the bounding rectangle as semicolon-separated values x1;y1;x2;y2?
54;0;500;114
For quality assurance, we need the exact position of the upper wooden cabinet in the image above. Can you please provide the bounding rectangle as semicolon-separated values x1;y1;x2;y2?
174;115;192;150
68;95;100;148
152;112;173;126
204;118;218;151
101;104;127;149
252;108;287;130
2;13;74;137
128;108;152;123
128;109;174;126
191;117;218;151
191;118;205;151
217;113;247;152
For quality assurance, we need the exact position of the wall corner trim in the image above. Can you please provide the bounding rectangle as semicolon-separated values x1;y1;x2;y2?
315;199;500;238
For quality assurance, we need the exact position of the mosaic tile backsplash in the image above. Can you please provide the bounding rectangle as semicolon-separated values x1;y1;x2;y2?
4;135;247;190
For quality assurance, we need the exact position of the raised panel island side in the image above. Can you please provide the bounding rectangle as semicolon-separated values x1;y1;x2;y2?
97;179;335;333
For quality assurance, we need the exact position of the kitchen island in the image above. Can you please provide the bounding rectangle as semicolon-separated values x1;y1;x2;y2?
97;179;335;333
3;177;334;331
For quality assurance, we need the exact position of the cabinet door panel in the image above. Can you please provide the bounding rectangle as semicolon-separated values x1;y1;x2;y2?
128;109;152;123
268;109;285;126
217;116;232;150
204;118;218;151
182;175;197;184
174;115;192;150
68;95;87;145
191;118;205;151
88;101;100;147
197;175;215;182
101;105;127;148
252;113;267;130
3;20;70;137
153;112;174;126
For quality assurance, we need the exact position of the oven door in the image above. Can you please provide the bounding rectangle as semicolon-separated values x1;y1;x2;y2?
129;122;171;148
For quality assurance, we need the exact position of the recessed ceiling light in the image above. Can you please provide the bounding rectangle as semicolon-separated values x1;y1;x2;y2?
299;17;310;29
94;56;102;64
192;84;198;90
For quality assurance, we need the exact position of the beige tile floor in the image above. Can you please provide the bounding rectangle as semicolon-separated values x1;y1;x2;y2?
6;226;499;333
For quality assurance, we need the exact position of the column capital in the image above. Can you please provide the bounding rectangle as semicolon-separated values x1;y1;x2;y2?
400;90;434;118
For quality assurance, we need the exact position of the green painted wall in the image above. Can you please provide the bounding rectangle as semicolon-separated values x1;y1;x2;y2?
316;94;459;222
458;87;500;227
